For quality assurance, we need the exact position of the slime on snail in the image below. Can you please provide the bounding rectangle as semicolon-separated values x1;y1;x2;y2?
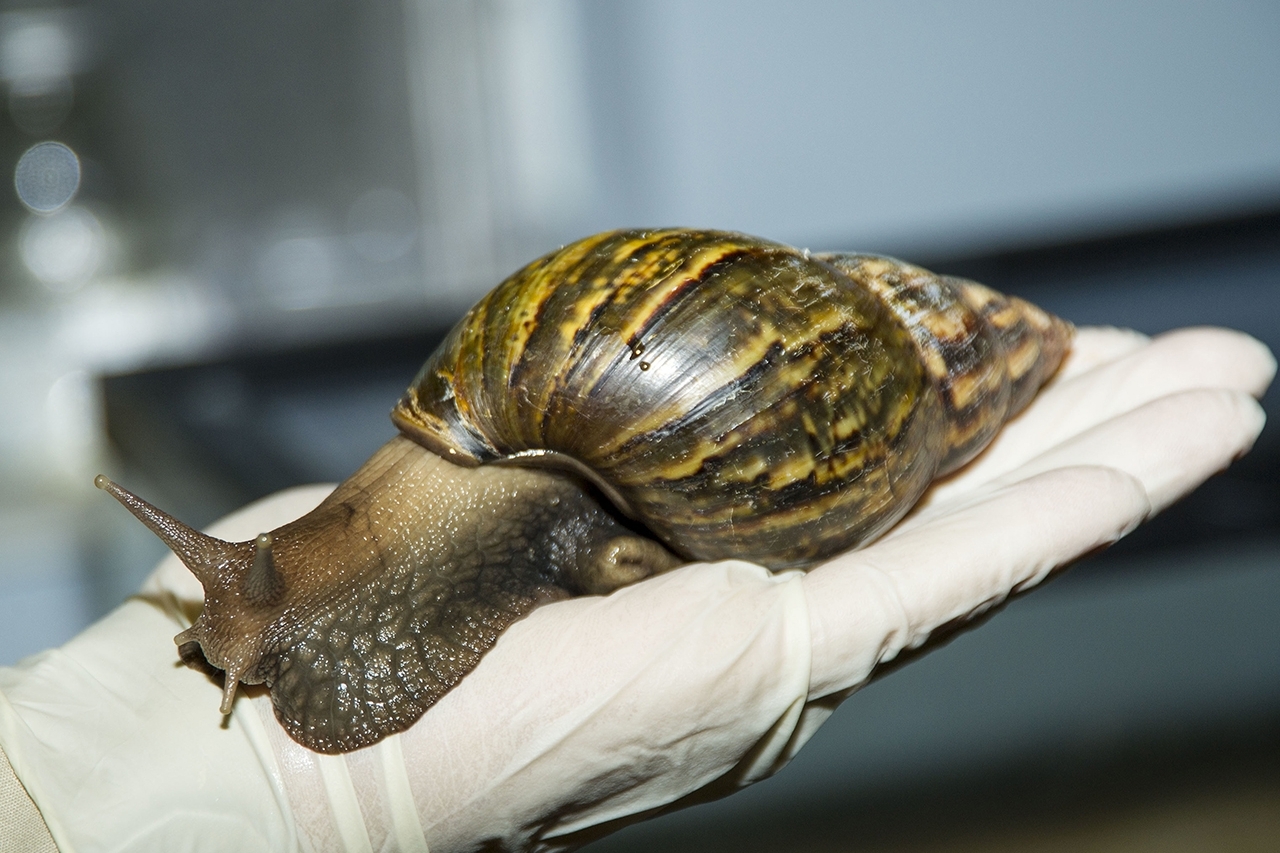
97;228;1072;754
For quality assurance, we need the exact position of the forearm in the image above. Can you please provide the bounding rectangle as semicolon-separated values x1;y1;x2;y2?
0;594;295;852
1;742;55;853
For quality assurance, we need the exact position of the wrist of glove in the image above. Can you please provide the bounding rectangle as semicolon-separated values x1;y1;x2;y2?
0;326;1272;853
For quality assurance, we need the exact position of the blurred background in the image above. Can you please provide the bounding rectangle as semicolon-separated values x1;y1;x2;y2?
1;1;1277;849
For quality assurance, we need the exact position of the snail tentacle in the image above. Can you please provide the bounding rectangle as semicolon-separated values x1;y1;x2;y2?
95;475;252;592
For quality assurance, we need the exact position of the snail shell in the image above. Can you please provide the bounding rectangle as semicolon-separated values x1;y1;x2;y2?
97;228;1070;753
394;228;1071;568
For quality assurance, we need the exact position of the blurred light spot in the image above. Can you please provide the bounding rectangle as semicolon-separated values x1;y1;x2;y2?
15;141;80;213
259;236;337;310
1;12;79;134
346;188;417;263
45;369;102;481
0;15;75;95
52;276;233;373
492;0;593;227
20;206;104;290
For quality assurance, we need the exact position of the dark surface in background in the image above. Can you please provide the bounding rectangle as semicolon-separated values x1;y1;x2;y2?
103;210;1280;555
591;717;1280;852
103;324;451;526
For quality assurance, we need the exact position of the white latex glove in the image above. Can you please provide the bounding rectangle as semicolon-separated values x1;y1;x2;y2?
0;327;1272;853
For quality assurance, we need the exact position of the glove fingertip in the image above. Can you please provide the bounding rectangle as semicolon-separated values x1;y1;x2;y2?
1152;327;1276;398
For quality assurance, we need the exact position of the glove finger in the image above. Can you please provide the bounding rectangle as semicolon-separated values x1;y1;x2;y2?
977;388;1265;514
909;386;1266;531
805;465;1150;699
927;327;1275;507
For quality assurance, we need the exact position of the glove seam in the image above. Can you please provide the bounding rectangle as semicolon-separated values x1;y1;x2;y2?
376;736;430;853
316;752;375;853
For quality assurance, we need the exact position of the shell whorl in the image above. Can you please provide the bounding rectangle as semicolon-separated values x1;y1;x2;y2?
817;254;1072;473
394;228;1071;569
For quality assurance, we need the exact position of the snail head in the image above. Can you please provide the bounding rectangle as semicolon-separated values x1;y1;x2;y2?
95;475;283;714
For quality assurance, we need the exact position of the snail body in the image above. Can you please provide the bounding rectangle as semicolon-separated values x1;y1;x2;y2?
99;228;1071;753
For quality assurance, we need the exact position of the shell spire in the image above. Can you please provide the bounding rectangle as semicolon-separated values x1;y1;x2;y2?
93;474;247;591
814;254;1073;474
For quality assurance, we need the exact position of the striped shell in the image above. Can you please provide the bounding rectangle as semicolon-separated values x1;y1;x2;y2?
394;229;1071;569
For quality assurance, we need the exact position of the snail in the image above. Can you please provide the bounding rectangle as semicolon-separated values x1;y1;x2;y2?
97;228;1071;754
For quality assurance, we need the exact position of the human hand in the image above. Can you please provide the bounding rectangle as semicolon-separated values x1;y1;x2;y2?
0;326;1271;853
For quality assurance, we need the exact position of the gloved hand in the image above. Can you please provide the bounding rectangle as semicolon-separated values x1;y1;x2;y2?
0;327;1272;853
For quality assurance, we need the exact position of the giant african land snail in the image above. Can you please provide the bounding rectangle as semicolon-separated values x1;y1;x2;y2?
98;228;1071;753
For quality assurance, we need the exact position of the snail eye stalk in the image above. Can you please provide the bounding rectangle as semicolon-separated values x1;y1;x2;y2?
245;532;286;605
93;474;246;591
